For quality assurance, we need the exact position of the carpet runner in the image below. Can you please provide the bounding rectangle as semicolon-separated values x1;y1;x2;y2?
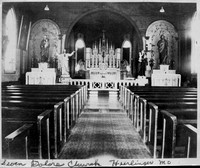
59;93;152;159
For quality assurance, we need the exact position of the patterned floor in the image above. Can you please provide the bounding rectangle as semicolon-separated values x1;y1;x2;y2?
59;92;152;159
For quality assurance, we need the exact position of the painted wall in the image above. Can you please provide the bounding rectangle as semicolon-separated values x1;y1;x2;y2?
146;20;178;69
28;19;61;70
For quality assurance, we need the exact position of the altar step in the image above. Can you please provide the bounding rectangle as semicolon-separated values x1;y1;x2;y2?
85;90;121;111
88;90;119;97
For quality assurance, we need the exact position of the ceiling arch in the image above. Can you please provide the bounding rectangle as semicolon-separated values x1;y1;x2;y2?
68;9;140;48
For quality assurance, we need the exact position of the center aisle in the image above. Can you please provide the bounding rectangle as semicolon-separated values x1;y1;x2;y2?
59;91;152;159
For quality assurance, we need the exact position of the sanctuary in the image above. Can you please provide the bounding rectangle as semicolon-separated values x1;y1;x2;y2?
26;31;149;89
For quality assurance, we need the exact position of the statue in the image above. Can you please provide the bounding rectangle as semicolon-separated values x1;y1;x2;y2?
138;50;147;76
40;35;50;62
157;35;168;64
59;49;75;76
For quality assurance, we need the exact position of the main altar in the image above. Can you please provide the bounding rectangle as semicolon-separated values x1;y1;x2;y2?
85;47;121;81
84;31;121;81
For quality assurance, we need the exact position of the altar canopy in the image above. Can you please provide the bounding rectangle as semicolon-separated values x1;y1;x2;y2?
85;31;121;80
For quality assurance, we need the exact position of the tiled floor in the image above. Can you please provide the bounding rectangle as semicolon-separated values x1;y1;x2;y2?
59;91;152;159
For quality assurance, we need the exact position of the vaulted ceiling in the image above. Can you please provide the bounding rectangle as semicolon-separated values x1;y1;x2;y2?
73;10;134;48
3;1;196;48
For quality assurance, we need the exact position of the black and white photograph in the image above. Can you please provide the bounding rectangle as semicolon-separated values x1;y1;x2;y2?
1;0;200;167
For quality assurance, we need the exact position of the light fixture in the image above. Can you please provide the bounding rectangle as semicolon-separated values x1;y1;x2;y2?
44;5;50;11
160;6;165;13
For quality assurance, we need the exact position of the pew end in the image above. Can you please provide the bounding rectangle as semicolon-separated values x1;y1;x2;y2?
139;97;147;143
4;124;33;159
183;124;197;158
37;109;53;159
160;110;177;158
146;102;160;158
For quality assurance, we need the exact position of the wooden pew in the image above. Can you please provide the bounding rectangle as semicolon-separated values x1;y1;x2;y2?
127;86;197;92
2;94;72;102
146;102;159;158
6;84;82;88
2;85;87;109
2;85;86;159
147;103;197;158
137;96;197;131
127;93;197;142
119;85;197;118
2;102;72;159
2;94;82;159
120;86;197;158
2;108;54;159
159;110;177;158
3;123;33;159
159;111;197;158
4;85;82;91
183;124;197;158
37;110;52;159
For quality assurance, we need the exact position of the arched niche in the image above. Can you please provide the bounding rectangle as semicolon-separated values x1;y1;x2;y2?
146;20;178;69
28;19;61;69
75;33;86;78
3;7;17;74
75;33;85;63
66;9;142;78
122;36;132;77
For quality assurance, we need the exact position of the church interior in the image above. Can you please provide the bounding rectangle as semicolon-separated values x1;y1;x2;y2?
1;0;199;163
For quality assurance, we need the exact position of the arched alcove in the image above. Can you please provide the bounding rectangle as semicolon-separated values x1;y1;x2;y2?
3;7;17;74
65;9;141;77
146;20;178;69
28;19;61;69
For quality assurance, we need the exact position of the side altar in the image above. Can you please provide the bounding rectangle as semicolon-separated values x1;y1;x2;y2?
151;65;181;86
26;63;56;85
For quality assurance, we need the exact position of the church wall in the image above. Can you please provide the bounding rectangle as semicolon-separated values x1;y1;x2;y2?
52;2;195;80
1;4;31;83
1;2;196;83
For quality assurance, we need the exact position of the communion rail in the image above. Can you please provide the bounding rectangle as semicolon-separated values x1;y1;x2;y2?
70;78;148;91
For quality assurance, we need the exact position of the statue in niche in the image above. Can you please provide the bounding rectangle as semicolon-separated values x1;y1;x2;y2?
59;49;75;76
157;35;168;65
40;35;50;62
